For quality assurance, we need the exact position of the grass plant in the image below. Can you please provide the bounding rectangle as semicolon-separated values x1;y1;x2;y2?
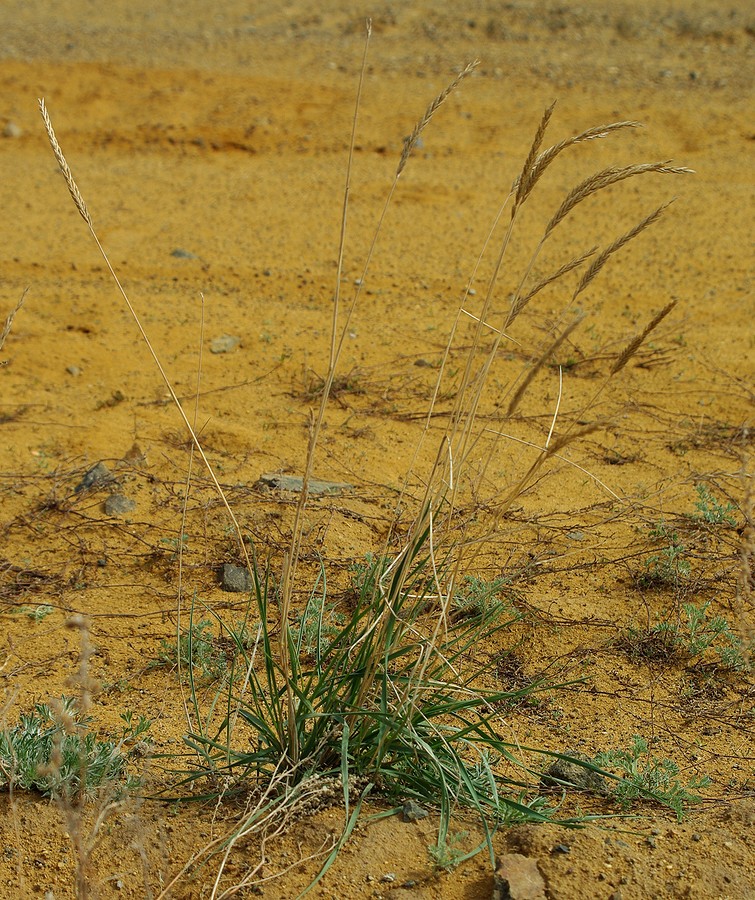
39;24;697;893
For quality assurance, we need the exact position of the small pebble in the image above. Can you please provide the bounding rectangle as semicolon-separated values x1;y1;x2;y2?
210;334;241;354
66;364;81;376
170;248;196;259
75;461;112;493
3;121;22;138
221;563;252;593
402;799;429;822
104;494;136;516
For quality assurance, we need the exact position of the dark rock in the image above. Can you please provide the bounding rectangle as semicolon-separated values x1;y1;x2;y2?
221;563;252;593
104;493;136;516
551;843;570;854
540;756;608;795
401;799;429;822
493;854;546;900
171;248;196;259
75;462;113;493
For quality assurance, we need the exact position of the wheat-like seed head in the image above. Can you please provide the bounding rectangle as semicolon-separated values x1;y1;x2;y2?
0;289;27;358
546;162;693;236
38;99;93;228
611;298;679;375
397;59;479;177
575;202;672;298
513;102;556;210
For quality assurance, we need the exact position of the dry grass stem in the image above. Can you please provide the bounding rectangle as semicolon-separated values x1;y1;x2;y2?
397;59;478;176
611;298;679;375
506;317;584;417
0;289;27;357
39;99;93;228
546;162;693;236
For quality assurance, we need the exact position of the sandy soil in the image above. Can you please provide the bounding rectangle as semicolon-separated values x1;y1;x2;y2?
1;2;753;898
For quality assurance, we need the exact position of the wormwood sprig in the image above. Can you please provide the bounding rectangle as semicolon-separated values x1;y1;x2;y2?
0;698;150;800
594;736;710;821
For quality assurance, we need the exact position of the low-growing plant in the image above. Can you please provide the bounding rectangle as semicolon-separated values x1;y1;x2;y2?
452;573;514;620
691;483;737;527
153;618;229;684
639;522;691;588
0;698;150;800
428;830;470;871
152;615;253;685
620;601;750;671
594;735;710;821
10;603;55;622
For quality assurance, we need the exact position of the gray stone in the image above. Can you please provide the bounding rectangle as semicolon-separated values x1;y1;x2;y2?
209;334;240;354
221;563;252;593
401;799;429;822
492;854;546;900
3;121;22;138
104;494;136;516
540;756;608;795
75;461;112;493
256;472;354;495
170;248;196;259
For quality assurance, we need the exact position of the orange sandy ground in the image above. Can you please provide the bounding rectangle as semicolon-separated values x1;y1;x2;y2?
0;2;753;898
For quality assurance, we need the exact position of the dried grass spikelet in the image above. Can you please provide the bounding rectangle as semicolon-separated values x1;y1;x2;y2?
513;101;556;209
397;59;478;177
546;162;693;236
611;298;678;375
574;202;672;299
513;118;641;212
38;98;93;228
0;289;27;358
507;247;597;329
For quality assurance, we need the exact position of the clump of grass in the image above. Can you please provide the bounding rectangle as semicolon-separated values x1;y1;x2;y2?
40;35;693;892
594;736;710;821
